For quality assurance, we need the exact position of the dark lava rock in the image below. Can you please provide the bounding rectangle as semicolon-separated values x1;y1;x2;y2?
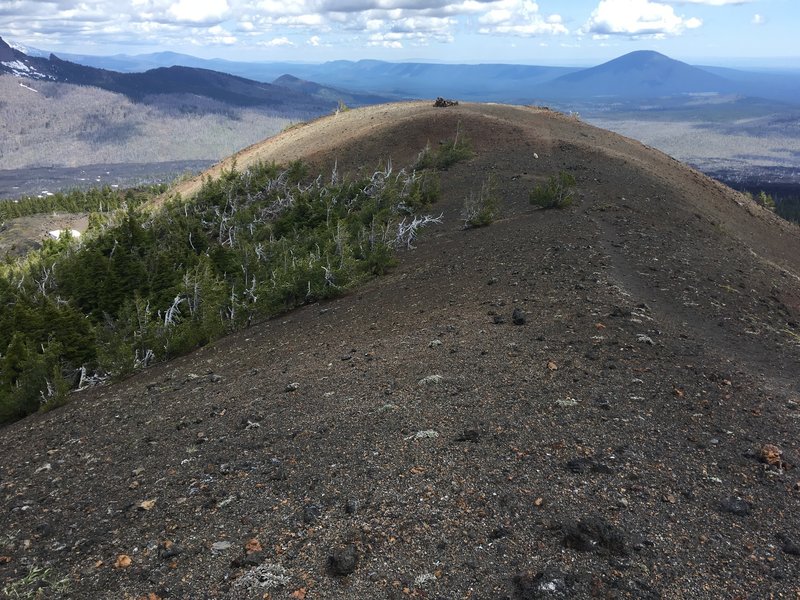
455;429;481;443
778;534;800;556
231;551;265;568
610;306;632;318
563;517;628;555
593;396;611;410
513;569;574;598
490;525;511;540
718;496;752;517
565;457;613;474
493;315;506;324
328;544;359;576
512;308;526;325
302;504;322;523
345;498;360;514
159;543;184;560
434;97;458;107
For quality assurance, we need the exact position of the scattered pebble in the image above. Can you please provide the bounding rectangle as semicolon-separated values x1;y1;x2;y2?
407;430;440;441
414;572;437;587
212;541;232;553
556;397;579;407
418;374;443;386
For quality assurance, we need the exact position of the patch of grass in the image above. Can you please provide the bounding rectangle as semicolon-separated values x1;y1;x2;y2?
530;171;577;209
415;122;472;171
463;176;501;229
2;566;71;599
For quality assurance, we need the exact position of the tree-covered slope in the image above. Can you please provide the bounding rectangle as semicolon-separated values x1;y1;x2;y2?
0;156;447;423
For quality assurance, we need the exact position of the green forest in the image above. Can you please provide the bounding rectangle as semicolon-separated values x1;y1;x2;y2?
0;158;444;425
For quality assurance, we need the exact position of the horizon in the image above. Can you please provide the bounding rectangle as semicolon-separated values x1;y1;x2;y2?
1;1;797;69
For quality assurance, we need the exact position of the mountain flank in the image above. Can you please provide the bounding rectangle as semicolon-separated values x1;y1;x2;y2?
0;36;388;112
2;102;799;598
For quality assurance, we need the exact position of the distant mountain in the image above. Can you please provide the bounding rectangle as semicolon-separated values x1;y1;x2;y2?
546;50;736;98
6;37;800;107
275;60;577;102
272;74;391;107
52;50;232;73
32;49;576;101
0;37;390;113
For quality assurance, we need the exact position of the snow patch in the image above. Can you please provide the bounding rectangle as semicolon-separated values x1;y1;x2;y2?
7;40;48;57
48;230;81;240
3;60;31;72
2;59;51;80
19;82;38;93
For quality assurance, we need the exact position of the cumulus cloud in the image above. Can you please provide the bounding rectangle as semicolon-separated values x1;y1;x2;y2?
0;0;578;53
584;0;702;37
259;36;294;47
168;0;231;23
478;0;568;37
751;13;765;25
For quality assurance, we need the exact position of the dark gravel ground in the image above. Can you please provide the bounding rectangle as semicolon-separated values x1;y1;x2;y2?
1;103;799;599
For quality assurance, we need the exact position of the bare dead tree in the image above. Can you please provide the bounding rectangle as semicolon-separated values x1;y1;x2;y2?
163;294;185;326
394;213;444;249
134;348;155;369
76;366;109;391
244;275;258;304
331;159;339;186
35;263;55;296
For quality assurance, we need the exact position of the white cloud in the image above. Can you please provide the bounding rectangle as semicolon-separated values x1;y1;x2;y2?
584;0;701;37
260;36;294;47
478;1;568;36
367;32;404;48
206;24;238;44
751;13;765;25
670;0;750;4
307;35;322;46
168;0;231;23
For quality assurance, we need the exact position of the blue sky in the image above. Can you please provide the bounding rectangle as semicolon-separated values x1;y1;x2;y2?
1;1;797;66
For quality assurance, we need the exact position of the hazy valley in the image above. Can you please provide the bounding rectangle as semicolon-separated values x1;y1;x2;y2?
0;75;293;195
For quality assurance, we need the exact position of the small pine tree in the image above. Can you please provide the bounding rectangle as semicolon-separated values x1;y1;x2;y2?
530;171;577;209
757;191;776;211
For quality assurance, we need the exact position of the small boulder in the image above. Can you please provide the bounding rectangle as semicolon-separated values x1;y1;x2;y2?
328;544;359;576
718;496;751;517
